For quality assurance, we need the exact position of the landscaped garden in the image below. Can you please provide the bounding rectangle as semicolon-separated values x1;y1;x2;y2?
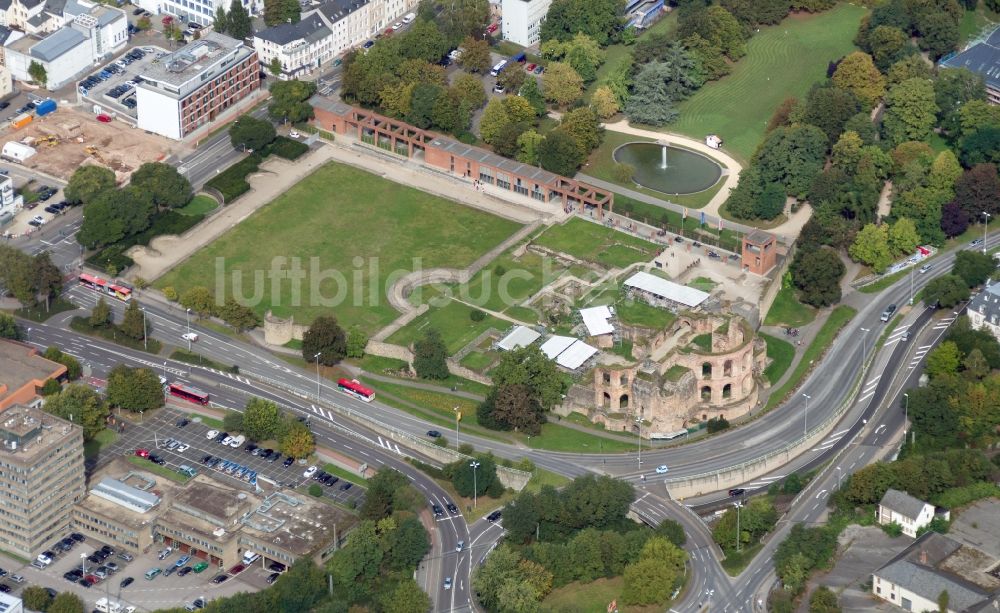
157;162;521;334
534;217;659;268
668;3;867;162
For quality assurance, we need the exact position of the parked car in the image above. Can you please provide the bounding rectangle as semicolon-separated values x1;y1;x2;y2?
120;577;134;588
205;430;219;440
266;572;280;584
303;465;317;478
283;456;294;467
134;447;149;459
177;566;193;577
487;510;502;522
210;574;228;584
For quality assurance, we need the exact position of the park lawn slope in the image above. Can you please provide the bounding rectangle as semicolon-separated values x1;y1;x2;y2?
669;3;867;161
156;162;520;334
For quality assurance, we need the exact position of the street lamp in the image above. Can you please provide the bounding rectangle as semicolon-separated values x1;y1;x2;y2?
25;327;31;343
453;406;460;446
734;501;742;552
983;211;991;254
470;461;480;509
860;327;870;364
903;392;909;438
81;552;87;575
314;352;322;402
801;393;811;437
142;307;148;351
162;361;167;382
185;308;192;350
836;466;843;490
636;413;643;469
909;265;914;305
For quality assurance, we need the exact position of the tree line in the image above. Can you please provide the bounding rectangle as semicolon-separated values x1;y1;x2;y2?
224;397;316;459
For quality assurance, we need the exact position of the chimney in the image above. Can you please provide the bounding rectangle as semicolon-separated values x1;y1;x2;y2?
920;549;928;565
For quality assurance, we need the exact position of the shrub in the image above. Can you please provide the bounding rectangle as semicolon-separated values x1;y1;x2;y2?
206;153;264;202
614;162;635;183
433;435;449;447
706;416;730;433
132;277;149;289
933;482;1000;509
308;484;323;497
880;521;903;537
270;136;309;160
470;309;486;322
163;286;178;301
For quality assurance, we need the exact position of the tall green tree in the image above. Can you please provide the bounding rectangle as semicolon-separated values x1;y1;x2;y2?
0;313;23;340
43;346;82;380
268;79;317;123
130;162;192;209
44;384;109;439
923;274;970;308
226;0;252;39
437;0;489;42
28;60;47;88
381;577;432;613
90;297;112;328
280;420;314;458
263;0;300;26
302;315;346;365
48;592;85;613
953;250;996;287
882;77;939;146
457;37;491;74
541;62;584;107
538;129;583;176
65;165;116;205
213;5;228;32
106;365;163;412
413;328;449;379
832;52;885;109
791;247;845;307
21;585;53;612
229;116;276;151
541;0;625;45
120;300;148;340
243;397;282;441
849;223;893;272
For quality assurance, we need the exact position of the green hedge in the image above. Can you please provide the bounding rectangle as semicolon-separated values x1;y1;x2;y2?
206;153;264;202
86;211;205;274
270;136;309;160
932;482;1000;509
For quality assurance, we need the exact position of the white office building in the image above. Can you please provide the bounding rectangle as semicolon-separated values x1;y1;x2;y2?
135;0;260;27
253;0;417;78
501;0;550;47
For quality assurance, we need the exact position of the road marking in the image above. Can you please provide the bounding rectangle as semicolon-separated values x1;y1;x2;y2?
815;489;828;499
857;391;875;404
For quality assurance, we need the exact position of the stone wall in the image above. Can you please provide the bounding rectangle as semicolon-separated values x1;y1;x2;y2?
263;311;308;346
364;341;415;363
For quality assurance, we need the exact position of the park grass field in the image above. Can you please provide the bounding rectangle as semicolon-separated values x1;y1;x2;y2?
387;299;511;355
534;217;659;268
156;163;520;334
669;3;867;162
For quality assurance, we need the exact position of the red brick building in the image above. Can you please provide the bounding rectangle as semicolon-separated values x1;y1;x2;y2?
742;230;777;275
310;98;614;216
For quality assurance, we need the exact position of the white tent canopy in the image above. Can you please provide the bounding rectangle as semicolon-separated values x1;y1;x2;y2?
540;335;576;359
580;305;614;336
623;271;709;308
556;340;598;370
496;325;541;351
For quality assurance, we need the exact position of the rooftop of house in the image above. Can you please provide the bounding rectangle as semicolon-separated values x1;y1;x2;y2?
879;488;931;520
940;26;1000;91
255;14;330;46
0;404;81;464
0;339;66;408
140;31;250;88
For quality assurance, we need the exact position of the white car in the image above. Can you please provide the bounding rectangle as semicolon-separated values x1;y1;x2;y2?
221;436;233;446
31;215;46;225
455;541;464;552
392;22;402;30
655;465;669;474
303;465;317;478
443;577;452;590
919;264;932;274
175;443;189;452
205;430;219;440
182;332;198;342
289;129;300;138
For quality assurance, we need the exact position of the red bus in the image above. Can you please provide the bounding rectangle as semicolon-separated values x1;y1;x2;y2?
338;378;374;402
79;273;132;302
168;383;209;405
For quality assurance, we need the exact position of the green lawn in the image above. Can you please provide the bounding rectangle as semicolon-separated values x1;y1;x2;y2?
761;333;795;385
387;299;511;355
668;4;868;162
84;429;118;459
191;413;224;429
765;305;856;410
456;247;572;313
460;350;497;371
959;3;1000;45
534;217;659;268
614;297;677;330
178;195;218;216
127;455;191;483
323;463;369;486
156;162;521;335
763;285;816;327
543;576;667;613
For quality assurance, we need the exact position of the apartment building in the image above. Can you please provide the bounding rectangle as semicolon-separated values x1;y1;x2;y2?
0;405;85;559
878;489;947;538
0;339;66;412
253;0;416;78
135;31;259;139
501;0;550;47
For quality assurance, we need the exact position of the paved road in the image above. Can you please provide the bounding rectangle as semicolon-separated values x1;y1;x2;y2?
174;104;270;189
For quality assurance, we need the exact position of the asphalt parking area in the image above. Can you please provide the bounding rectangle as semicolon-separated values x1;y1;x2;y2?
78;45;169;117
0;530;250;612
103;407;366;508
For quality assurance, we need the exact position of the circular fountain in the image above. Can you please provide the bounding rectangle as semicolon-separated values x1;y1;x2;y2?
613;140;723;195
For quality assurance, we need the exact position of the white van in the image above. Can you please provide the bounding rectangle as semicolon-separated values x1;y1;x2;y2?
401;12;415;24
96;597;124;613
490;60;508;77
242;550;260;565
229;434;246;448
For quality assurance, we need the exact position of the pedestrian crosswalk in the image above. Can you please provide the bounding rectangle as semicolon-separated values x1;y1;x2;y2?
857;374;881;404
932;317;955;331
908;344;933;370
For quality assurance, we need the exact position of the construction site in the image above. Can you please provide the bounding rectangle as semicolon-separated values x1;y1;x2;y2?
4;106;171;181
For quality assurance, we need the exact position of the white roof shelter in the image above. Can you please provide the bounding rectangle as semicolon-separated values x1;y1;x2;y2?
496;325;541;351
540;335;575;359
580;305;614;336
556;340;598;370
623;271;709;308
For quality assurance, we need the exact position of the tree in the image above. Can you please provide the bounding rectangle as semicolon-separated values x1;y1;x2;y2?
953;250;996;287
226;0;252;39
888;217;920;254
498;65;527;92
928;150;963;194
130;162;193;209
492;121;529;159
868;25;915;71
223;410;244;432
280;420;315;458
78;187;156;249
120;299;148;341
213;5;228;32
90;297;112;328
28;60;47;88
803;85;861;143
937;590;950;613
541;33;605;82
48;592;85;613
849;223;893;272
935;68;986;135
438;0;489;42
452;72;487;110
887;54;933;86
809;586;841;613
230;116;276;151
268;80;317;124
0;313;22;340
458;37;491;74
180;286;215;317
491;345;565;410
217;297;260;331
407;82;442;129
516;129;544;165
413;328;449;379
960;127;1000;167
941;201;969;238
264;0;300;26
480;383;545;434
791;247;845;307
243;397;282;441
503;95;536;126
22;585;53;612
537;129;583;176
923;274;970;308
43;384;109;440
832;52;885;109
591;86;619;120
954;164;1000;220
43;347;82;380
883;78;939;146
917;12;959;60
542;62;583;107
381;577;432;613
926;341;961;378
106;365;163;412
346;326;367;359
451;454;496;497
65;165;116;205
541;0;624;45
480;98;511;145
32;251;62;310
301;315;346;365
558;106;602;157
754;124;829;198
361;469;411;520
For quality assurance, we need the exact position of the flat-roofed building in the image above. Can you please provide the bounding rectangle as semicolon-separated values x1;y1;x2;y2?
0;338;66;411
136;32;260;139
0;593;23;613
72;463;170;554
0;405;84;558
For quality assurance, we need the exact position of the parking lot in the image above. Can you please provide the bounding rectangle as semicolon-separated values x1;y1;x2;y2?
78;45;169;118
101;406;367;508
0;527;254;612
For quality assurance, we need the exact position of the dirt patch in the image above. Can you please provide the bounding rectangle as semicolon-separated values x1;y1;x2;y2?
8;107;171;181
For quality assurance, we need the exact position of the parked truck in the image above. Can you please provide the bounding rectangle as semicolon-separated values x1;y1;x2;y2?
35;99;56;116
10;113;32;129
